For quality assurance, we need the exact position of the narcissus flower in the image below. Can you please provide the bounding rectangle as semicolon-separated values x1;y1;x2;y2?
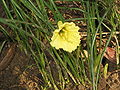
50;21;81;52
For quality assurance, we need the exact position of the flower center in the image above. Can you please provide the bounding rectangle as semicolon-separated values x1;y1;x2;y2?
59;28;65;36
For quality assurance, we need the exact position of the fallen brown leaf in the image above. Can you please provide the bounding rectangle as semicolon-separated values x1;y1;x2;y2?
104;47;116;63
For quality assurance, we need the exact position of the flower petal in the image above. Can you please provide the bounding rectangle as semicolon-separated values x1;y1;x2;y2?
58;21;64;30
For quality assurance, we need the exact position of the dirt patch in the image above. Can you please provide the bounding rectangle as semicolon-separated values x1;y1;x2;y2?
0;43;41;90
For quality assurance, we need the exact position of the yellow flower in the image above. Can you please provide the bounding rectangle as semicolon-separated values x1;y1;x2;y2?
50;21;81;52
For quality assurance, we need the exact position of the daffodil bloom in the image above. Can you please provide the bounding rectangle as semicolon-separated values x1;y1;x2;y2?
50;21;81;52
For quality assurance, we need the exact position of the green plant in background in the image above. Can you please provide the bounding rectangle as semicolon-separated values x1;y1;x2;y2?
84;0;120;89
0;0;119;90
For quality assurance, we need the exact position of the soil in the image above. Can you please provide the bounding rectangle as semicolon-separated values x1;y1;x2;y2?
0;43;41;90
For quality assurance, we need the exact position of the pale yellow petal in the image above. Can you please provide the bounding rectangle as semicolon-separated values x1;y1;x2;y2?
58;21;64;30
65;23;79;31
50;34;66;49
